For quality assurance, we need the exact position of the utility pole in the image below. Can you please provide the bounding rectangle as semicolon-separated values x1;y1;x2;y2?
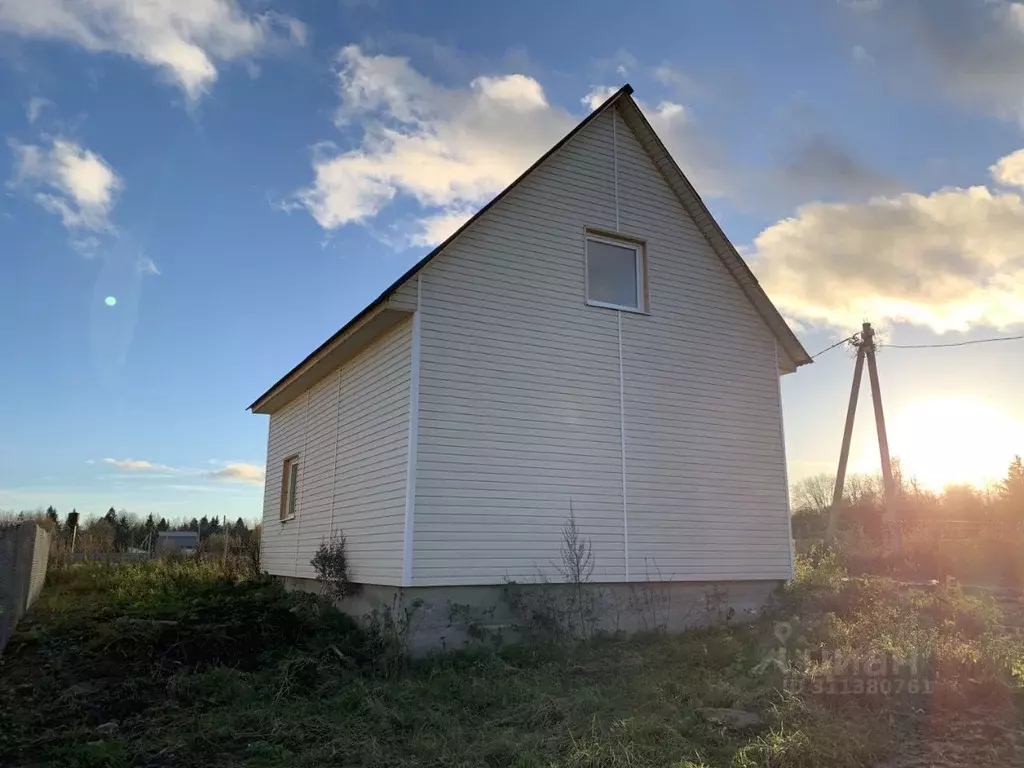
862;322;901;555
67;509;80;566
826;322;901;554
826;338;865;543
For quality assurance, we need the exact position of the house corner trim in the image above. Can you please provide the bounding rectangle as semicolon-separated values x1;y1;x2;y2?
401;275;422;586
775;340;796;578
618;312;630;581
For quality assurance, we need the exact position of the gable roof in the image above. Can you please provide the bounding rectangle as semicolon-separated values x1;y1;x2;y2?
249;84;811;413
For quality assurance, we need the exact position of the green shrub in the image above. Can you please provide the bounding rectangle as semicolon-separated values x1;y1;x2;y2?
310;533;358;602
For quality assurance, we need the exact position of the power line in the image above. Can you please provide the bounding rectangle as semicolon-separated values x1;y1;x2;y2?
810;335;858;359
882;334;1024;350
811;332;1024;357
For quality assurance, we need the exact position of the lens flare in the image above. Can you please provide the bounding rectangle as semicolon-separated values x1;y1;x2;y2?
104;296;117;307
854;397;1024;489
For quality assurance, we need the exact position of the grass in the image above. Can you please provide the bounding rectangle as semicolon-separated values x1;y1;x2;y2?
1;557;1023;768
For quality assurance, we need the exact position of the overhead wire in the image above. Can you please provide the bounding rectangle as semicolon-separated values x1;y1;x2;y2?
809;335;858;360
881;334;1024;350
808;332;1024;359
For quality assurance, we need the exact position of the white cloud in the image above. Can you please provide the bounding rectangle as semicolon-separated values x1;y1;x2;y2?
581;85;618;111
296;45;580;242
0;0;305;100
25;96;50;124
9;137;122;230
70;234;101;256
408;206;476;247
102;458;174;472
750;149;1024;332
294;50;728;246
207;462;265;484
296;47;897;247
138;255;161;275
990;148;1024;188
98;457;263;485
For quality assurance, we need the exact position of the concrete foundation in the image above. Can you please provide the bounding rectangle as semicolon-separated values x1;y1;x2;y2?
280;576;782;654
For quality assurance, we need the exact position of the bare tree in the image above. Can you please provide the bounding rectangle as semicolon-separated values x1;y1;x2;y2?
560;507;594;583
791;473;835;514
845;473;883;508
558;504;596;638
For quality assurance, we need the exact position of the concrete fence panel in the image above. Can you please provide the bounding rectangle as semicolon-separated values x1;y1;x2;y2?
0;523;51;655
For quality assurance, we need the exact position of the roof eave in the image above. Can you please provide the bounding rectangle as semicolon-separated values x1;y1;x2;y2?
247;84;637;413
248;304;414;414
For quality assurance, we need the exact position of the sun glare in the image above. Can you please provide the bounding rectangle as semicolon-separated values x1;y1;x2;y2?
869;398;1024;491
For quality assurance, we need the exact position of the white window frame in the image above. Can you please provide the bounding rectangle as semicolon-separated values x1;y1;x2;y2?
280;454;299;522
584;232;648;313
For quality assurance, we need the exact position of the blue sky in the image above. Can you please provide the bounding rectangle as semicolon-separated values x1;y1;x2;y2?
2;0;1024;522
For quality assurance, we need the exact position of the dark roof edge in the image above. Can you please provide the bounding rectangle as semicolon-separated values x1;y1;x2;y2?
247;84;635;412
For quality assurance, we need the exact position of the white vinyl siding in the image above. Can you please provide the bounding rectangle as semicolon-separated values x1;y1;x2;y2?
613;111;791;581
260;321;412;584
331;322;411;584
409;106;792;586
411;109;621;586
260;388;311;576
388;281;419;313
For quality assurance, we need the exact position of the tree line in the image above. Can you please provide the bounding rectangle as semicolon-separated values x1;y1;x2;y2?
790;455;1024;585
4;506;261;553
791;454;1024;527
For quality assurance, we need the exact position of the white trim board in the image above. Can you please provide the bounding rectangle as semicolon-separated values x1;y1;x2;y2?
401;274;422;586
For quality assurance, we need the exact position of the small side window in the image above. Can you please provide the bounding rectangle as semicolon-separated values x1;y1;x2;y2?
586;234;646;312
280;455;299;521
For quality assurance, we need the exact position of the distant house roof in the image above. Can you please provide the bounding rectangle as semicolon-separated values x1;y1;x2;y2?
156;531;199;545
248;84;811;414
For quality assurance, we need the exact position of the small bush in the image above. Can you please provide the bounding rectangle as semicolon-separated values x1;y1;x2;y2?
501;507;609;643
310;533;358;602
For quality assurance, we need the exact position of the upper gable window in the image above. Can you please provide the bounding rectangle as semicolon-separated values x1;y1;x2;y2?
586;234;646;312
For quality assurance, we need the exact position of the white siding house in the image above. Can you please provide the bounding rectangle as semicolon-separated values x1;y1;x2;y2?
250;86;810;640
